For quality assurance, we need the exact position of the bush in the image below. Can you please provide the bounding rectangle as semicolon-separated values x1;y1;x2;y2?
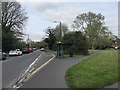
63;31;89;55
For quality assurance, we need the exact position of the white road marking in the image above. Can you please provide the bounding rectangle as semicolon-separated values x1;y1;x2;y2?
31;53;55;75
13;53;55;88
10;52;45;88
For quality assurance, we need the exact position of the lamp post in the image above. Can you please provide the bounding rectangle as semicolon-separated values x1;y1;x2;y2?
54;21;62;41
54;21;63;58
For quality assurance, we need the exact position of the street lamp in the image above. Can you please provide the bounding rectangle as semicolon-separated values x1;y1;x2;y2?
54;21;62;41
54;21;63;58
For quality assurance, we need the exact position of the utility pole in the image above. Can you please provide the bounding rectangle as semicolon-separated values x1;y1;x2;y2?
54;21;63;58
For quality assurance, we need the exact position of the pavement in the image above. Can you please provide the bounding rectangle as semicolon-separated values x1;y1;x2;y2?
104;82;119;89
22;53;97;88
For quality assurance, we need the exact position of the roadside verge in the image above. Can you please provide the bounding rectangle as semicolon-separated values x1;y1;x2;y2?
65;50;118;89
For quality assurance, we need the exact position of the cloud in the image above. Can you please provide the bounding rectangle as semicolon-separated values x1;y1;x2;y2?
26;31;46;41
103;11;118;35
31;2;88;26
34;2;118;28
30;2;60;12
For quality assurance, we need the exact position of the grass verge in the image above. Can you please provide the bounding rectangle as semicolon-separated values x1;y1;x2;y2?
64;50;98;58
65;50;119;89
88;50;98;55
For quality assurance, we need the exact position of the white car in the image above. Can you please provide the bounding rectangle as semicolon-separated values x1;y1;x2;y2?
40;48;44;51
9;49;22;56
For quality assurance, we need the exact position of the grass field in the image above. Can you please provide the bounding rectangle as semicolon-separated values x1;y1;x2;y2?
65;50;119;89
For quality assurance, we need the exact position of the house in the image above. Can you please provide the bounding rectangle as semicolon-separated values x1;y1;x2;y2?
112;38;120;49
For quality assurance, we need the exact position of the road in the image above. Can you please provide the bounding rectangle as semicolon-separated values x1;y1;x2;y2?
2;50;42;88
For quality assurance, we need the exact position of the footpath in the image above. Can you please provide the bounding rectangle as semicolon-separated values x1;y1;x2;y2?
104;82;119;89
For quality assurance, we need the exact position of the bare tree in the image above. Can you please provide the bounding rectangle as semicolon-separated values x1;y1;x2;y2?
44;27;56;50
2;2;28;37
2;2;28;51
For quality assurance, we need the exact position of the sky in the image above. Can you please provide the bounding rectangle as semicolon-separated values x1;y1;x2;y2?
14;0;119;41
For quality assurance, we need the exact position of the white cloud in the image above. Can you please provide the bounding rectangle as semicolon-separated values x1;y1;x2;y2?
34;3;88;26
41;8;82;25
26;31;46;41
104;11;118;35
35;2;118;33
29;2;60;12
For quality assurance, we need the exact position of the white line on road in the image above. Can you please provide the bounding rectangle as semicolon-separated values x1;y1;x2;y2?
3;51;42;88
31;53;55;75
18;53;56;88
11;52;55;89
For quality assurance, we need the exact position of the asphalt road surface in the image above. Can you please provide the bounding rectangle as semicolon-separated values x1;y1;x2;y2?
2;50;42;88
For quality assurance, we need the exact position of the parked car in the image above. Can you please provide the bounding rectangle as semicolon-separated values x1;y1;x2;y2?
22;48;31;54
0;50;7;60
9;49;22;56
40;48;44;51
28;48;33;52
32;48;37;51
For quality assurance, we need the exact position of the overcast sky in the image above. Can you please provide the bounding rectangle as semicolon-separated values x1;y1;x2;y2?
16;0;119;41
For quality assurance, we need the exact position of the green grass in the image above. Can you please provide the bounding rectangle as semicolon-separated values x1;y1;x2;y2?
88;50;98;55
64;54;83;58
64;50;98;58
65;50;119;89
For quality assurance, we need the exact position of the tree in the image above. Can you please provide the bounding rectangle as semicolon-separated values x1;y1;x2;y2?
44;23;69;50
44;27;56;50
54;23;69;41
29;41;48;49
63;31;89;55
2;2;28;52
72;12;112;49
14;40;26;49
93;35;112;49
